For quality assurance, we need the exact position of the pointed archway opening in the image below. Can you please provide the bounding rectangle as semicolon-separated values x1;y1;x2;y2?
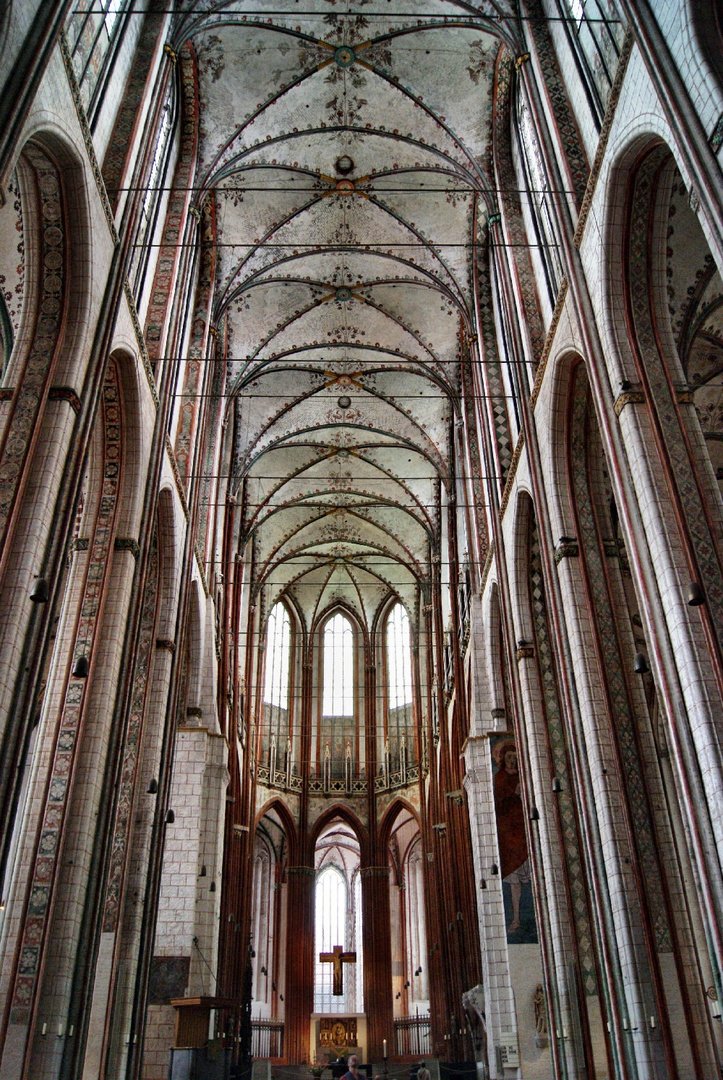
313;818;364;1060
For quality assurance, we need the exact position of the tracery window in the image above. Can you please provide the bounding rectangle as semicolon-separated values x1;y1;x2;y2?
565;0;624;120
515;86;563;308
386;603;413;712
323;612;354;717
314;866;348;1013
263;603;292;776
318;612;357;783
385;603;415;777
265;602;291;710
66;0;127;115
129;85;177;305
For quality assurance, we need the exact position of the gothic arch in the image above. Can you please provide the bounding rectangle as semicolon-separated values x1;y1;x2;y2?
378;797;420;852
255;796;298;861
563;356;716;1077
313;599;368;647
507;488;601;1071
686;0;723;111
620;141;723;673
309;804;369;869
0;128;92;390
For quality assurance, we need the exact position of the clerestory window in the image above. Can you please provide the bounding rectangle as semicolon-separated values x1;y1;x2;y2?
384;603;415;778
129;84;178;306
386;603;413;710
515;86;564;309
564;0;625;121
263;602;292;777
66;0;127;116
264;602;291;710
323;612;354;717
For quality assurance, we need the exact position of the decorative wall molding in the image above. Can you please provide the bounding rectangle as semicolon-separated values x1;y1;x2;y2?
165;433;190;522
614;387;646;416
49;386;81;413
554;541;579;564
114;537;140;559
499;431;525;518
529;278;568;411
122;281;159;408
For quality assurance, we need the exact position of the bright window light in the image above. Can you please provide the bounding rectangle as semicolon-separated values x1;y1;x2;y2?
387;603;413;710
104;0;123;34
323;613;354;717
264;603;291;709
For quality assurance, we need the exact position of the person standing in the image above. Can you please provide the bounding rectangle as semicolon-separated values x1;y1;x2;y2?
341;1055;362;1080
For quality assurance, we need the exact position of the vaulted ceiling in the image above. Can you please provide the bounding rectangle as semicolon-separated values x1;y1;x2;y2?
176;0;518;633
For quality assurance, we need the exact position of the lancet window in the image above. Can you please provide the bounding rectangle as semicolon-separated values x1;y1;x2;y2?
314;823;363;1015
322;612;354;717
263;602;292;779
515;85;564;308
129;84;178;305
314;866;347;1014
318;612;357;782
384;603;415;778
565;0;625;120
66;0;127;115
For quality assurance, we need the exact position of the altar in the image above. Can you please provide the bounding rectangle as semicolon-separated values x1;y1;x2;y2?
310;1014;367;1066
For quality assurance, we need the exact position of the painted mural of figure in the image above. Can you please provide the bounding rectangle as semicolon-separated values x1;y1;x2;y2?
492;737;532;934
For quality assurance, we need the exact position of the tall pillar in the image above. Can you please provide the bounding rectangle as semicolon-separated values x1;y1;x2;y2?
285;866;315;1064
463;737;517;1080
361;865;394;1061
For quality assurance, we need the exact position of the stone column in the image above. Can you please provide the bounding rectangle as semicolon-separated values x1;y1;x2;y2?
361;865;394;1061
284;866;315;1064
463;736;517;1080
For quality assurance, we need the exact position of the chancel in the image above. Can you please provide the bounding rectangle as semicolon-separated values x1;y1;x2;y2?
0;3;722;1080
320;947;358;997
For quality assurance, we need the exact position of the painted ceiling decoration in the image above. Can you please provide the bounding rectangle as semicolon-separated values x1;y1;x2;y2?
173;0;522;633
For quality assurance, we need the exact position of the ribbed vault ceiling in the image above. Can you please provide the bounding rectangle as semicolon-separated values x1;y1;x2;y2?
176;0;517;631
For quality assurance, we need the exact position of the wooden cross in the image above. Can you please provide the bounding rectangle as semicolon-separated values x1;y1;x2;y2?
319;944;357;995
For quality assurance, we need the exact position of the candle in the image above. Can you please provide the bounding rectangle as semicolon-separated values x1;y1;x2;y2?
383;1039;387;1058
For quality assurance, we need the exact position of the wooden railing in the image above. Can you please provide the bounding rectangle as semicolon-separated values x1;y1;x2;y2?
394;1015;431;1057
251;1018;284;1058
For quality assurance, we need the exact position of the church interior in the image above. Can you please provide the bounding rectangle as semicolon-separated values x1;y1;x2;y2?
0;1;722;1078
